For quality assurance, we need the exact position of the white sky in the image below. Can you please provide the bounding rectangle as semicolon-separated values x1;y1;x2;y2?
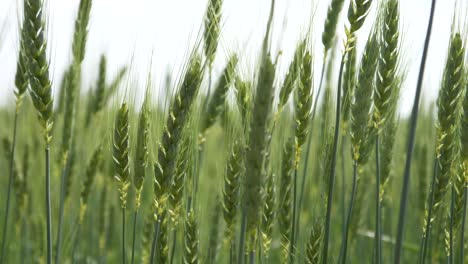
0;0;464;115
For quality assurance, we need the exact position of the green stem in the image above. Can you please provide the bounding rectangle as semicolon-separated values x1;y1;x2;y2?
131;210;138;264
238;208;247;264
449;187;454;264
123;207;127;264
375;134;382;264
289;168;298;263
71;222;82;263
46;145;52;264
420;158;438;264
0;110;19;263
460;186;467;263
322;55;345;264
339;160;358;264
170;229;177;264
340;135;347;238
55;154;71;264
150;218;162;264
393;0;436;262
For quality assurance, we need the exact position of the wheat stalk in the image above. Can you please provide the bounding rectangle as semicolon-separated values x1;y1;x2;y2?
421;31;465;264
372;1;401;261
23;0;55;262
324;1;374;262
113;102;131;264
0;11;29;262
394;1;437;261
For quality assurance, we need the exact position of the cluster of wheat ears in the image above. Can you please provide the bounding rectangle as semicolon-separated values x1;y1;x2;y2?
0;0;467;263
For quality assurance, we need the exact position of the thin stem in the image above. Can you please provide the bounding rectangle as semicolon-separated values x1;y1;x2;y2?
460;186;467;263
339;160;358;264
289;168;298;263
230;243;234;264
0;110;19;263
71;222;82;263
46;145;52;264
150;218;162;264
375;134;382;264
55;155;70;264
449;187;454;264
122;207;127;264
131;210;139;264
420;158;438;264
340;135;347;239
393;0;437;262
238;208;247;264
170;229;177;264
322;55;345;264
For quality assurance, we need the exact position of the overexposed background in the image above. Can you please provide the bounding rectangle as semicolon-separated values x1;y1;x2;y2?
0;0;464;114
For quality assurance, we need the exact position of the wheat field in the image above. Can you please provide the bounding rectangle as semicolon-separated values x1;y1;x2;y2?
0;0;467;263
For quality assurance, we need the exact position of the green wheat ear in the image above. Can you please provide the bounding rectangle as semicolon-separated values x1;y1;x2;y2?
345;0;373;51
322;0;346;53
79;145;103;223
261;171;275;257
279;138;294;262
433;32;465;218
306;219;323;264
294;50;313;162
184;209;199;264
14;20;29;111
278;40;306;112
234;77;252;128
350;31;378;165
113;102;131;209
154;55;203;224
244;53;276;245
202;54;238;134
24;0;54;143
141;210;155;264
134;97;150;209
223;140;243;240
373;0;401;131
204;0;223;67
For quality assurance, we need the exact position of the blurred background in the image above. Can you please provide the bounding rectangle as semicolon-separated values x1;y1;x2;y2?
0;0;464;114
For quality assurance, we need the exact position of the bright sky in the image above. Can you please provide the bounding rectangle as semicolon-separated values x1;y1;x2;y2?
0;0;463;115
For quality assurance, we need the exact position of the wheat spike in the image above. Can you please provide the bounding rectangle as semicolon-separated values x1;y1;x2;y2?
113;103;131;209
79;145;103;223
24;0;54;143
278;40;306;112
294;50;314;161
432;32;465;217
350;32;378;165
154;55;203;212
306;220;323;264
223;140;243;240
134;97;150;209
202;54;238;134
322;0;346;53
204;0;222;67
184;209;199;264
279;138;294;261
